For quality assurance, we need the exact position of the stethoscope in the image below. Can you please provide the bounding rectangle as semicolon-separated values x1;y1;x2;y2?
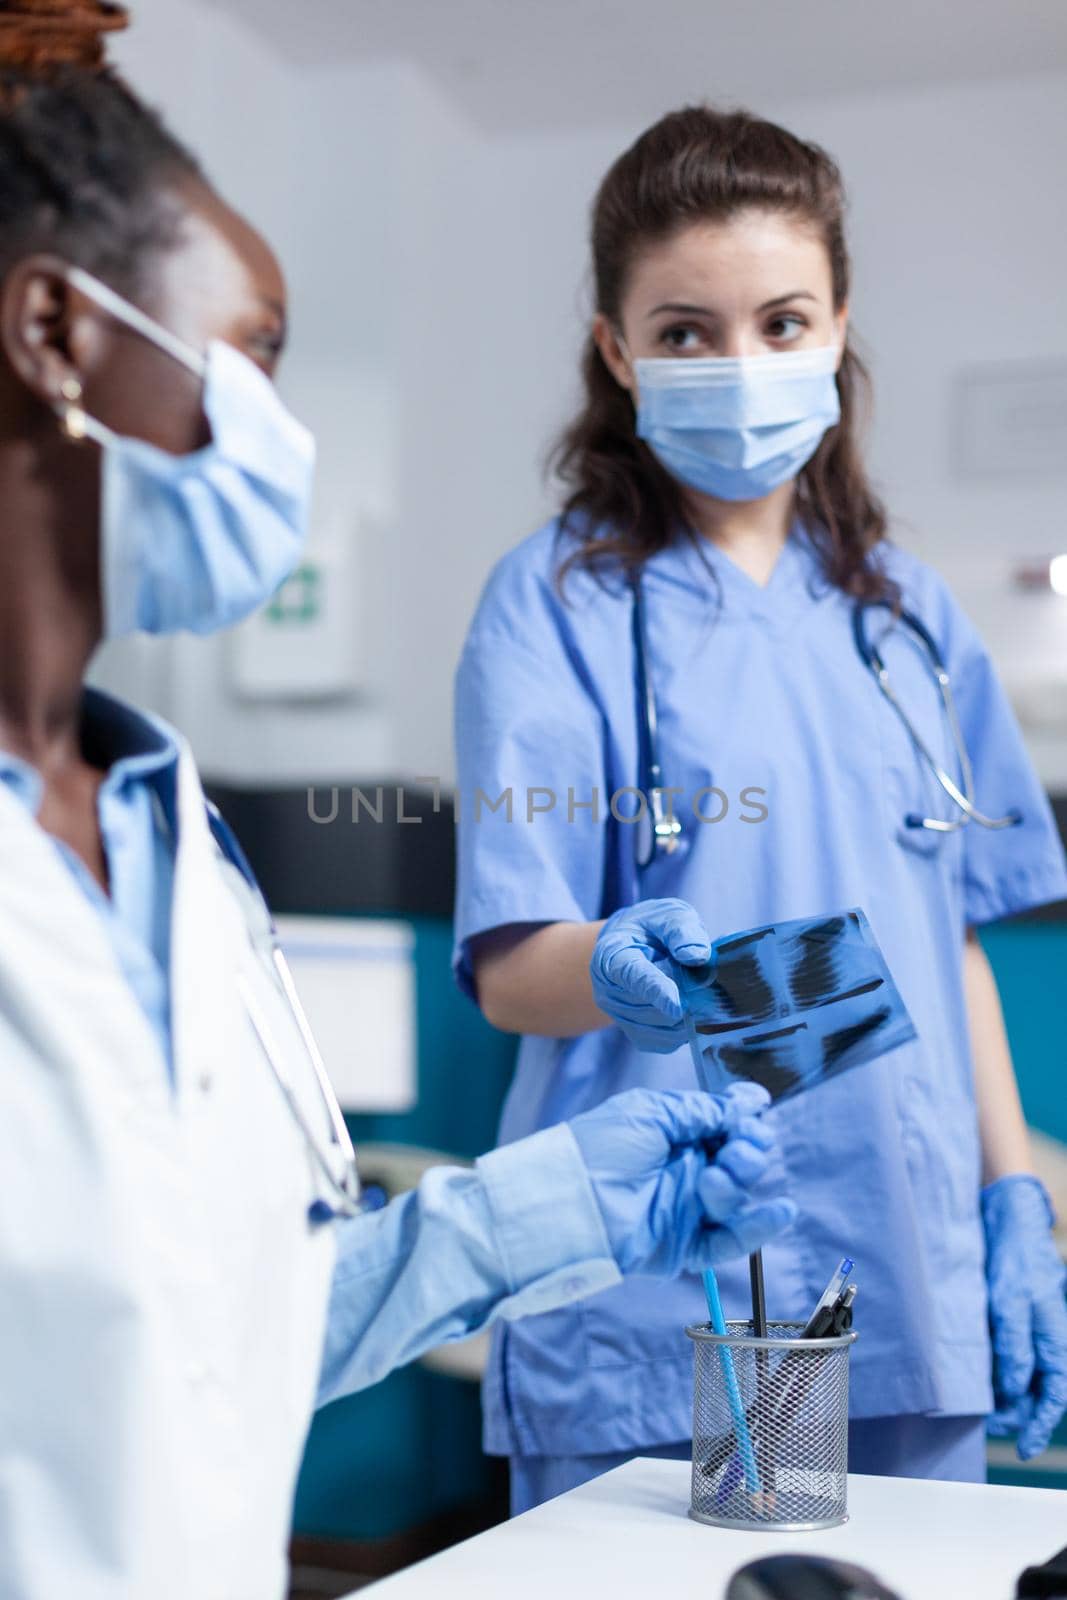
205;802;363;1223
629;574;1021;868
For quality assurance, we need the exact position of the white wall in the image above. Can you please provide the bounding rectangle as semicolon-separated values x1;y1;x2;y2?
156;55;413;783
93;10;1067;788
97;6;405;779
784;76;1067;787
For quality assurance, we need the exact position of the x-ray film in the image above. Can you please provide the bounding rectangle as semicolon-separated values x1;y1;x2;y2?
672;908;916;1104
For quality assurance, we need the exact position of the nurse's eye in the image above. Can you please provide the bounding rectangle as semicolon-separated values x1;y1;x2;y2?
765;313;808;343
659;323;708;355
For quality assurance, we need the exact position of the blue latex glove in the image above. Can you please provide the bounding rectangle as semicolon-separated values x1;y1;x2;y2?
590;898;711;1054
982;1174;1067;1460
568;1082;796;1277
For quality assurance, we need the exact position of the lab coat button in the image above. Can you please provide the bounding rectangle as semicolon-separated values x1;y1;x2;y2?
198;1074;213;1094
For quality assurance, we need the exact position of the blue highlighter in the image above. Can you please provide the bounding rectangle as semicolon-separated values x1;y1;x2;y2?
702;1268;761;1497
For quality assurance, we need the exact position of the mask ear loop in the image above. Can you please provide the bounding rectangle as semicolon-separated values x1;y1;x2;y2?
55;266;209;450
65;265;207;380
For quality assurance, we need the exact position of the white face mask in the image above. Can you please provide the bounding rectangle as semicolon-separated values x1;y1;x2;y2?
630;344;842;502
61;266;316;638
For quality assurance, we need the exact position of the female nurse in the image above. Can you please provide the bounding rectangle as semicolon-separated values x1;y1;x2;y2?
0;18;794;1595
453;105;1067;1513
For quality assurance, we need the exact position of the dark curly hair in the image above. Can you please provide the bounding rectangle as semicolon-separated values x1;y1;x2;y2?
554;105;893;602
0;1;203;296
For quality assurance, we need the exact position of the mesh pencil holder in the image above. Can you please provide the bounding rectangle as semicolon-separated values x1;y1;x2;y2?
686;1320;856;1533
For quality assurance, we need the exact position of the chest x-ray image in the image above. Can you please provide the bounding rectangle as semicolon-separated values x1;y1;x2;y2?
672;909;916;1103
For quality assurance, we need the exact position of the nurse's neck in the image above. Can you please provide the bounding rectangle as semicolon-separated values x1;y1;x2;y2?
0;440;102;773
683;479;794;589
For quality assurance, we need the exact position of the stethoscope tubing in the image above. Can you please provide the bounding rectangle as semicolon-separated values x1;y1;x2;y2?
206;802;362;1218
629;574;1021;862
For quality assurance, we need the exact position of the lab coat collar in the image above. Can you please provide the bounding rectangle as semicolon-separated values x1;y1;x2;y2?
0;687;181;823
81;687;180;783
167;741;252;1100
0;718;248;1107
0;772;169;1108
0;747;41;811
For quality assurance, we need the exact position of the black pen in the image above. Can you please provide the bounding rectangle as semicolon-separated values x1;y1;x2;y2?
830;1283;857;1335
749;1252;770;1490
701;1283;858;1479
800;1303;835;1340
799;1258;854;1338
773;1284;858;1425
766;1284;858;1431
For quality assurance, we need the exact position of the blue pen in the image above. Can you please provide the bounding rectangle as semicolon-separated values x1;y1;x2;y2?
702;1269;762;1497
716;1450;744;1508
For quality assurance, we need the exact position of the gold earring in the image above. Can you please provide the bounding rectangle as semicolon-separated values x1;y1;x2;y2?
58;375;88;442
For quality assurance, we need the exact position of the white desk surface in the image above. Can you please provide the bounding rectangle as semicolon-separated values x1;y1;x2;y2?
360;1457;1067;1600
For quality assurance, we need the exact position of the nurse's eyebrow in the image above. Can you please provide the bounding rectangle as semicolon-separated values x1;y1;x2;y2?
756;291;818;311
646;291;818;320
646;302;716;319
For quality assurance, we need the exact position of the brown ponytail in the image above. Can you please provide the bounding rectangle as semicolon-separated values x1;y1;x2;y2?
554;105;893;602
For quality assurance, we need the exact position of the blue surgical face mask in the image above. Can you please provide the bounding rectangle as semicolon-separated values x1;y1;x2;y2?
630;343;841;503
61;266;316;638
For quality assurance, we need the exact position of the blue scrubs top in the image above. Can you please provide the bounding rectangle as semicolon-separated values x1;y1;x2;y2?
453;520;1067;1458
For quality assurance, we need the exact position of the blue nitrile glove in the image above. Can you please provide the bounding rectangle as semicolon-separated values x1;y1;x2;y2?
568;1082;796;1277
590;898;711;1054
982;1174;1067;1460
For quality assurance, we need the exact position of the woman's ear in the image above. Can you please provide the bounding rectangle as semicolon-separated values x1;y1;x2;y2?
592;313;636;394
833;302;850;367
0;252;113;416
0;255;97;414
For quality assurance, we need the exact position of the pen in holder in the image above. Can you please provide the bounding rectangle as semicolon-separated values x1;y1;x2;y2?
702;1270;761;1494
687;1319;856;1532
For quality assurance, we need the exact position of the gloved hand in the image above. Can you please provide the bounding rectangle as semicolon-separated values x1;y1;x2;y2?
568;1082;796;1277
590;898;711;1054
982;1174;1067;1460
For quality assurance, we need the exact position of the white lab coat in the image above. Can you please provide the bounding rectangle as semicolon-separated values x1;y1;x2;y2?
0;744;336;1600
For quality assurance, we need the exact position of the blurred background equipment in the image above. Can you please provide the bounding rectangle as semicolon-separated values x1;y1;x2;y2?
275;917;415;1113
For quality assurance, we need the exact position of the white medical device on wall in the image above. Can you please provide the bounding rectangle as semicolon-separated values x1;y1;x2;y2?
229;514;360;701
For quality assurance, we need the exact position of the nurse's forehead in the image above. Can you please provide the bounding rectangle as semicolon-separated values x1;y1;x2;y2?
624;212;833;311
141;182;287;339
